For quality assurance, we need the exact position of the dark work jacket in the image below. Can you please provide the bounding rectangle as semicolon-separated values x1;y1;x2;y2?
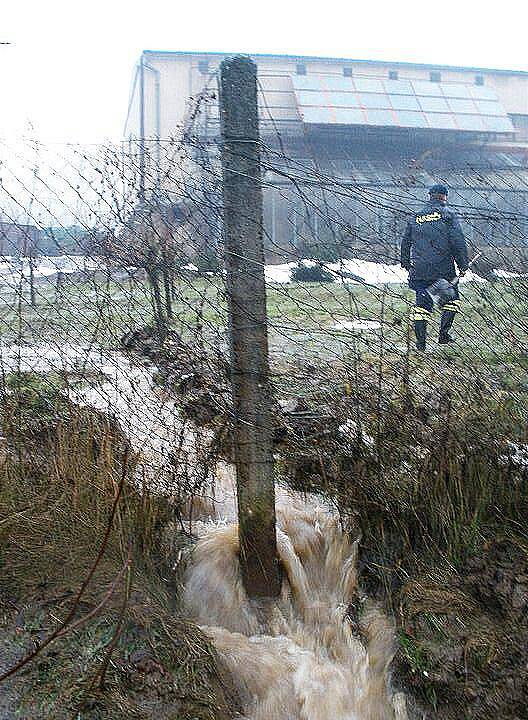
400;200;469;288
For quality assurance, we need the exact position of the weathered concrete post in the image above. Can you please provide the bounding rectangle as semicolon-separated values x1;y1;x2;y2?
218;56;281;598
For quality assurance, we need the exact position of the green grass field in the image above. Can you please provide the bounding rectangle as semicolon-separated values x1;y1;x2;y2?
2;273;526;391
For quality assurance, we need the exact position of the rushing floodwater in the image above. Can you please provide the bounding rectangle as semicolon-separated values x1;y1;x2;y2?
184;483;408;720
1;342;408;719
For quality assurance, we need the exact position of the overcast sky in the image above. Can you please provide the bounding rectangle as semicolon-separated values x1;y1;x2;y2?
1;0;528;144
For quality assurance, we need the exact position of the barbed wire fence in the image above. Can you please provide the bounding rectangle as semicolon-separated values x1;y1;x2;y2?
1;60;528;573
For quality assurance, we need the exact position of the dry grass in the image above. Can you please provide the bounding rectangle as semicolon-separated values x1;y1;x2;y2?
400;577;478;618
278;359;528;718
0;373;238;720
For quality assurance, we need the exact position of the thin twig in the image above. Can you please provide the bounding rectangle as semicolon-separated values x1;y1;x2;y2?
0;449;129;685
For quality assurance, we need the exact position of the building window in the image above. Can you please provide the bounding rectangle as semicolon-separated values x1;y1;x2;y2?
430;71;441;82
475;74;485;86
198;59;209;74
296;63;307;75
343;67;353;78
388;70;399;80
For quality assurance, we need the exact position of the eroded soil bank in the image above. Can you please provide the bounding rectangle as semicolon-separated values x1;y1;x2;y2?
2;327;527;719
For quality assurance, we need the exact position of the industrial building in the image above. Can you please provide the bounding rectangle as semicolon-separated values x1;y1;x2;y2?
124;51;528;265
0;221;41;256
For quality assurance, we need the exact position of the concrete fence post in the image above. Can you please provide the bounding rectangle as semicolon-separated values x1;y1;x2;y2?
218;56;281;598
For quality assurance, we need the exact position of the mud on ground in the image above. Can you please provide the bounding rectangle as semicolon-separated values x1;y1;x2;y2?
393;539;528;720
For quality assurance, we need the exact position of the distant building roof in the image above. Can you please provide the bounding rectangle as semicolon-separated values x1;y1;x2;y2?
0;221;41;254
142;49;528;78
291;74;514;134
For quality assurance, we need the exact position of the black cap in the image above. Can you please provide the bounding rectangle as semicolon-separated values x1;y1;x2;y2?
429;183;448;196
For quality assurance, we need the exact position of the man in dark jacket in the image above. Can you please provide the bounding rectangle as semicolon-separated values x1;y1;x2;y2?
401;184;469;351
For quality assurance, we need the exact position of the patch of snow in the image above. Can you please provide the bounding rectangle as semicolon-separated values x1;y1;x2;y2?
0;255;108;288
327;260;407;285
337;419;375;449
493;269;525;279
458;270;487;284
500;442;528;468
265;259;407;286
265;262;297;284
332;319;381;331
264;258;528;288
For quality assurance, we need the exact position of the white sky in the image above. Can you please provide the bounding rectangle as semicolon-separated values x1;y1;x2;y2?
1;0;528;144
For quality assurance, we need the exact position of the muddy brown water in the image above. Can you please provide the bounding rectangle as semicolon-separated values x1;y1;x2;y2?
184;483;408;720
1;344;409;719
